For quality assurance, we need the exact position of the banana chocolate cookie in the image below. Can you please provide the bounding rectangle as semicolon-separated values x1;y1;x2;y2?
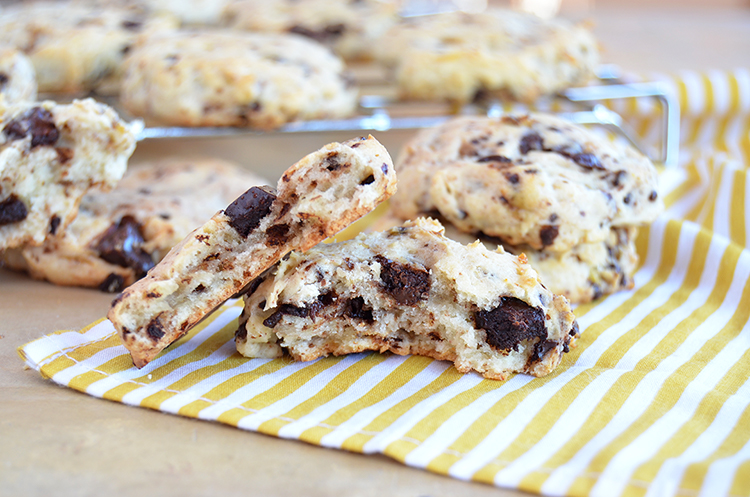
1;158;267;292
108;135;396;368
0;98;137;250
0;1;177;93
236;218;579;380
120;30;357;128
391;114;662;254
375;8;598;103
222;0;399;61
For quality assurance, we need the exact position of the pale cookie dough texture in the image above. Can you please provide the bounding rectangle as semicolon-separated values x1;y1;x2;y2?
0;98;137;250
1;158;267;292
0;1;177;93
109;135;396;368
376;8;598;103
222;0;399;61
120;30;358;128
237;218;579;380
0;46;37;104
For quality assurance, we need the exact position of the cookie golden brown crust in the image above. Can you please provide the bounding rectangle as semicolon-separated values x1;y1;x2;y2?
108;135;396;368
237;218;578;380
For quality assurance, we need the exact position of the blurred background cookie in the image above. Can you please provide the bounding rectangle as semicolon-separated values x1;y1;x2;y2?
120;30;358;128
0;1;177;94
1;157;268;292
375;8;598;103
0;45;36;104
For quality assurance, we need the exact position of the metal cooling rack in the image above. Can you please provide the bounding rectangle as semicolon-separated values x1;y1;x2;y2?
133;65;680;167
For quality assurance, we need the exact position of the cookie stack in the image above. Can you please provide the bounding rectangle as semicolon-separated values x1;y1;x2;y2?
381;113;663;304
107;136;579;380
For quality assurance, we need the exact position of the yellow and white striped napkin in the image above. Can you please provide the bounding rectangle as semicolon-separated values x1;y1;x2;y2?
19;69;750;497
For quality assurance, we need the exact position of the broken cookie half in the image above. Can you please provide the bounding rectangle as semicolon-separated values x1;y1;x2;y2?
237;218;579;380
108;135;396;368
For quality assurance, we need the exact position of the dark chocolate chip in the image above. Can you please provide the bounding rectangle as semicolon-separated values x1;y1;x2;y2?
0;72;8;86
611;170;627;187
193;284;206;293
289;23;346;42
375;255;430;305
49;215;61;235
570;153;604;170
344;296;373;323
121;19;142;31
98;273;125;293
266;223;289;247
324;152;343;171
146;317;165;341
477;155;512;163
505;172;520;184
519;132;544;154
623;193;632;205
3;107;59;148
235;325;247;341
649;190;658;201
263;292;336;328
474;297;546;352
539;225;559;247
531;339;557;362
225;186;276;238
94;215;154;278
0;194;28;225
360;174;375;185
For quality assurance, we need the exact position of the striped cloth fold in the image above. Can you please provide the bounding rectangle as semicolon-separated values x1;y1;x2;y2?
19;69;750;497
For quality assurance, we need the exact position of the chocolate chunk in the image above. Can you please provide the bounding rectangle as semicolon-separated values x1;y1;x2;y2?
225;186;276;238
361;174;375;185
375;255;430;305
505;172;520;184
519;132;544;154
146;317;165;341
266;223;289;246
344;297;373;323
531;339;557;362
235;325;247;341
289;23;346;42
0;194;28;225
649;190;658;201
325;152;343;171
121;20;142;31
570;153;604;170
193;284;206;293
263;293;336;328
94;215;154;278
0;72;8;87
474;297;546;352
98;273;125;293
49;215;61;235
570;321;580;337
477;155;512;163
4;107;59;148
611;170;627;187
623;193;632;205
539;225;559;247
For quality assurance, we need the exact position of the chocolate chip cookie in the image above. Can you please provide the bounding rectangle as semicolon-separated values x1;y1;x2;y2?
222;0;399;61
108;135;396;368
1;157;267;292
392;114;662;254
120;30;357;128
0;1;177;93
375;8;598;103
0;98;137;250
373;213;638;304
236;218;578;380
0;46;36;104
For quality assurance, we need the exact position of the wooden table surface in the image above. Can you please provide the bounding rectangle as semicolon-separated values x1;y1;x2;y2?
2;5;749;497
